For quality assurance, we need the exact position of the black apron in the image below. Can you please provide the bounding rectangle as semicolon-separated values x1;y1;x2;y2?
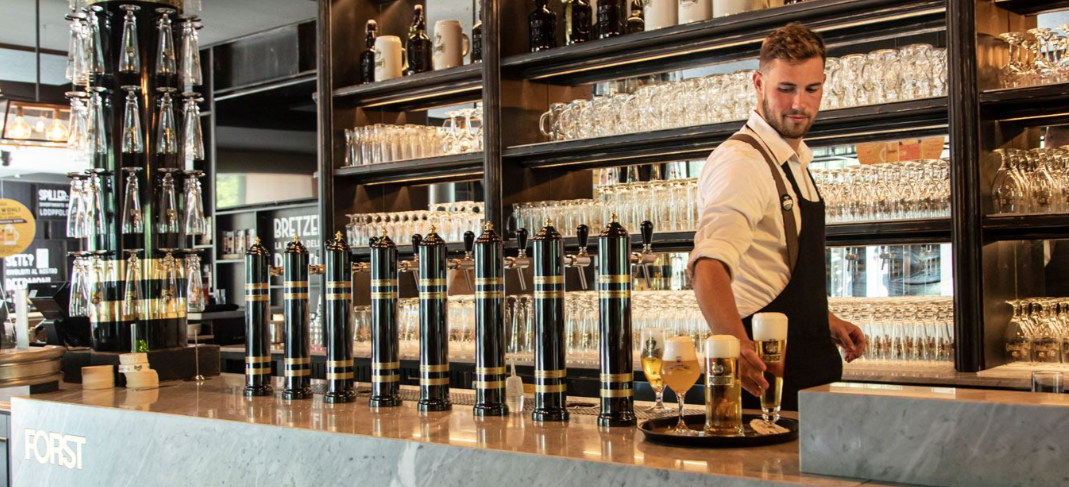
730;133;843;412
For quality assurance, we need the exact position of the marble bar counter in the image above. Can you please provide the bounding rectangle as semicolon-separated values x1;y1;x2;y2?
11;374;905;487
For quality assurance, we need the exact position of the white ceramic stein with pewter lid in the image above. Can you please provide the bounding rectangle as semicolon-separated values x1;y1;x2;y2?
645;0;678;31
374;35;405;81
433;20;470;70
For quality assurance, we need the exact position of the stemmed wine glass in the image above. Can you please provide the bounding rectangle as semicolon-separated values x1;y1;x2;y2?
640;327;667;414
660;335;701;435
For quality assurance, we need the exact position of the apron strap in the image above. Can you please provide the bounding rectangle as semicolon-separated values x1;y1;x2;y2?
728;133;799;273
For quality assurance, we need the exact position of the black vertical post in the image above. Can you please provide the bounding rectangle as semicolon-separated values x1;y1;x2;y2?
244;238;272;397
474;223;508;416
482;0;502;231
370;233;402;407
597;216;635;427
532;221;568;422
324;232;355;403
317;0;334;291
948;0;983;372
418;228;451;412
282;235;312;400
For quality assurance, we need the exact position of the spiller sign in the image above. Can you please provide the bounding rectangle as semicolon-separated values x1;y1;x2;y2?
24;429;86;470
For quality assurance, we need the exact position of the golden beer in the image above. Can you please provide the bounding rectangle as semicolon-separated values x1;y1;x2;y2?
661;358;701;394
661;336;700;434
753;313;788;424
704;335;743;436
641;356;664;391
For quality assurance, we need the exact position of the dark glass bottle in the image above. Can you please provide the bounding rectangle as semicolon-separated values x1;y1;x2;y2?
360;20;377;84
568;0;593;45
472;9;483;62
529;0;558;52
406;5;432;75
597;0;623;39
625;0;644;34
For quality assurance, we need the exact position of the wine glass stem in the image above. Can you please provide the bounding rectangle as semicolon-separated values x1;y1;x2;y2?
675;391;687;432
655;388;664;409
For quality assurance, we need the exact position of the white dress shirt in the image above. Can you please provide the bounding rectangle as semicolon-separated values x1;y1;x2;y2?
688;111;819;318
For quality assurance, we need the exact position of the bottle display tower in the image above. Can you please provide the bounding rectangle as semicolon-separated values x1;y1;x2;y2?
63;0;208;353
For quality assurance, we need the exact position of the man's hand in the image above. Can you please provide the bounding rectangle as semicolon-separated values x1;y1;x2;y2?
739;340;769;397
829;313;867;362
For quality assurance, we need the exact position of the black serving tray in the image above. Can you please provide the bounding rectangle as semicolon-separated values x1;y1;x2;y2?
638;413;798;448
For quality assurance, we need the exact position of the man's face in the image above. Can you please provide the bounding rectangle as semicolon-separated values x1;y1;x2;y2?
753;57;826;140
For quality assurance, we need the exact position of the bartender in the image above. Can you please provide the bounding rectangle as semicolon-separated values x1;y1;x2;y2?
689;23;866;411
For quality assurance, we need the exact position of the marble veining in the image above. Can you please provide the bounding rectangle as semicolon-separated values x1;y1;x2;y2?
10;374;895;487
799;383;1069;487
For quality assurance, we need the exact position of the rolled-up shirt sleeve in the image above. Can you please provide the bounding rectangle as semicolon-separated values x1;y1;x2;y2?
687;143;773;280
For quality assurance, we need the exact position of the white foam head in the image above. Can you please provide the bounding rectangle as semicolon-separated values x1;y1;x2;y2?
753;312;788;341
705;335;740;359
662;336;697;362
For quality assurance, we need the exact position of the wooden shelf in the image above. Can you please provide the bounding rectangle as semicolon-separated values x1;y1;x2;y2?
505;97;948;170
332;64;482;110
993;0;1069;15
984;214;1069;241
501;0;945;85
333;152;483;185
826;219;952;246
980;83;1069;125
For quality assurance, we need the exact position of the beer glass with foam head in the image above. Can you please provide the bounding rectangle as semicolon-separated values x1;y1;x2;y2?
704;335;743;436
753;312;788;424
661;335;701;434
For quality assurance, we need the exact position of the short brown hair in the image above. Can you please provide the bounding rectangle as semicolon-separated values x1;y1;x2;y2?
759;23;826;71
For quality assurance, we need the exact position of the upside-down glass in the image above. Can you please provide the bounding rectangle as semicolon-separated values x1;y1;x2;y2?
829;296;954;364
121;168;143;234
119;5;142;74
813;159;951;223
156;89;179;155
661;335;701;435
180;19;203;91
67;178;85;238
155;9;177;77
184;175;206;235
122;251;143;320
89;174;107;237
67;93;90;157
87;88;108;156
121;86;144;154
157;172;180;234
186;254;205;312
69;256;91;317
181;96;205;162
86;6;106;76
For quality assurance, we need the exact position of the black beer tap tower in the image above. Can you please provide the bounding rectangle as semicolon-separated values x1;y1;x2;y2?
473;223;508;416
244;238;273;397
532;220;569;421
418;226;452;411
324;232;356;403
282;235;313;400
370;231;402;407
597;214;637;427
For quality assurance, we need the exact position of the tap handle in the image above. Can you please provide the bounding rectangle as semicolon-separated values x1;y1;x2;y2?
463;230;475;254
516;228;529;254
411;234;422;257
640;220;653;248
368;236;379;247
576;224;589;251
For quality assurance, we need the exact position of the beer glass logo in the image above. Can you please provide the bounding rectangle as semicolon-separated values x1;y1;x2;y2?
434;33;444;54
374;50;384;68
711;363;725;376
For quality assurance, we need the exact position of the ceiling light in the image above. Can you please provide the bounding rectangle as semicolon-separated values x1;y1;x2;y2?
7;107;32;140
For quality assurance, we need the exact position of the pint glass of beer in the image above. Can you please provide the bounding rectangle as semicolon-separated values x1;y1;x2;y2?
704;335;743;437
753;312;788;424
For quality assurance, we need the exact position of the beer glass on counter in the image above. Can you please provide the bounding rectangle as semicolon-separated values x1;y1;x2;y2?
661;336;701;434
640;328;667;413
753;313;788;424
704;335;743;437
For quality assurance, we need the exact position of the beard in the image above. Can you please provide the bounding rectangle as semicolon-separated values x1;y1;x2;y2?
761;98;814;140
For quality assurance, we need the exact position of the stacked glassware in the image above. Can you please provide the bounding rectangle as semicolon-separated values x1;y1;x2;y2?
344;105;483;166
829;297;954;364
345;201;484;247
812;159;951;223
991;147;1069;215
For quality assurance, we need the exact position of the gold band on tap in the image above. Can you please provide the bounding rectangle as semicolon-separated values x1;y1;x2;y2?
245;283;270;290
475;367;506;375
473;380;505;389
534;276;563;284
475;277;503;285
284;281;309;288
284;293;309;300
327;281;351;288
327;359;354;368
600;372;632;382
89;0;182;7
598;290;631;299
597;275;630;284
326;293;351;301
420;364;450;373
371;279;397;286
245;295;270;302
534;290;565;299
420;278;446;286
420;292;448;299
535;369;567;379
372;374;400;383
327;372;354;380
246;356;272;364
284;369;311;377
246;367;272;376
420;378;450;386
284;357;311;365
372;361;400;369
535;384;567;393
600;388;633;398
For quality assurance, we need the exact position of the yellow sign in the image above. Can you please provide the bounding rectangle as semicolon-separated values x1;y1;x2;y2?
0;199;35;258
